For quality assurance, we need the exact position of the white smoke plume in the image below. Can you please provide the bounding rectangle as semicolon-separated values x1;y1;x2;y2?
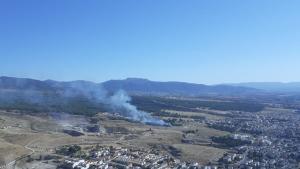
109;90;166;126
57;82;166;125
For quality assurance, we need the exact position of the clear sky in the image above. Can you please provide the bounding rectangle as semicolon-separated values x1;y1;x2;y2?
0;0;299;84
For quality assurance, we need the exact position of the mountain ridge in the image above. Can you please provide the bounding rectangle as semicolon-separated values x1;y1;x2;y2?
0;76;260;96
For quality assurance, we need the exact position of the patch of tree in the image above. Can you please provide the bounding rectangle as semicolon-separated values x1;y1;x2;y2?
42;155;61;161
26;156;34;163
183;129;198;134
131;96;191;113
211;135;252;148
167;145;181;157
56;145;82;157
56;162;73;169
106;115;140;124
131;96;264;113
164;118;183;126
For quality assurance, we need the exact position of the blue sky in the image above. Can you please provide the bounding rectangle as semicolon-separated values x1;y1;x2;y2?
0;0;299;84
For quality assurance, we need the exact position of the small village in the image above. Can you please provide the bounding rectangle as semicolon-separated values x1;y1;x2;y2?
57;145;205;169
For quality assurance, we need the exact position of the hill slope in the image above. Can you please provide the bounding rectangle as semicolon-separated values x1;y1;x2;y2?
102;78;260;96
0;76;260;96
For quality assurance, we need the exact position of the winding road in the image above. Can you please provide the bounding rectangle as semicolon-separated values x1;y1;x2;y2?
0;140;36;169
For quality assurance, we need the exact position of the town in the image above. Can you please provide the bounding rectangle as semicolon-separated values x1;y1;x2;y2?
208;109;300;169
56;145;202;169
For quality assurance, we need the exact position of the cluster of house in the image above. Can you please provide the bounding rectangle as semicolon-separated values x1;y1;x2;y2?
209;110;300;169
61;145;208;169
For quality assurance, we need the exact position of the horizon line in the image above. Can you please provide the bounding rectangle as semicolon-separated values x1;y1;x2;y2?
1;75;300;86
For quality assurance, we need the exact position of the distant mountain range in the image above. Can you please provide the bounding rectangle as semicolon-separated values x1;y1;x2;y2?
2;76;300;114
0;76;261;97
102;78;260;96
2;76;300;96
229;82;300;93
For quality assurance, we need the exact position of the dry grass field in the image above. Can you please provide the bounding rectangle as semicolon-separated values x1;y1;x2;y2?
164;109;226;120
172;144;227;163
0;139;30;165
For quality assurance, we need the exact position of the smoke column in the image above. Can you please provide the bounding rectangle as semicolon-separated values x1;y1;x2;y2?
109;90;166;125
63;83;166;125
